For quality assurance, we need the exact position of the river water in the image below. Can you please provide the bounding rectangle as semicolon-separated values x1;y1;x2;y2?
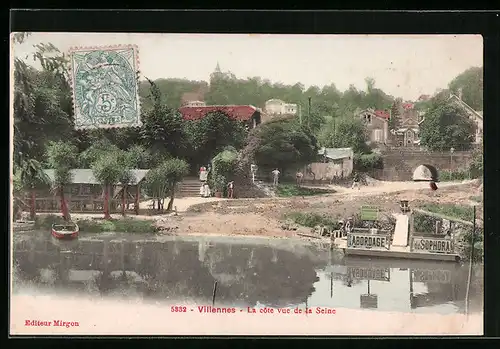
12;231;483;315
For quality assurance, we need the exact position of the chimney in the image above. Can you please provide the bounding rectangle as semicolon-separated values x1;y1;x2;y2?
458;88;463;100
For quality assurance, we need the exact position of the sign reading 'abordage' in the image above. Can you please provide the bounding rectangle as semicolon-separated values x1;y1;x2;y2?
412;237;454;254
347;233;390;250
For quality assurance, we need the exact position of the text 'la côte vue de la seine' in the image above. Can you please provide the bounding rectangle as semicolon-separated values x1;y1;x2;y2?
171;305;336;315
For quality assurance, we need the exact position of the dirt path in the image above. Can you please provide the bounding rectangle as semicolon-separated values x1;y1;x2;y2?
169;179;481;238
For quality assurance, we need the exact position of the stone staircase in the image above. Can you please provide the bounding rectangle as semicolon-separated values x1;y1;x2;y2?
176;174;273;199
176;177;201;198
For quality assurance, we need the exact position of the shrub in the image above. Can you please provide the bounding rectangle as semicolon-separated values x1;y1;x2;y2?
211;147;238;180
276;184;334;197
457;229;484;262
353;153;383;172
439;169;470;181
413;213;437;233
285;212;341;230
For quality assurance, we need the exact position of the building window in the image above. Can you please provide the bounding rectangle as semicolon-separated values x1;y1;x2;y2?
374;129;383;142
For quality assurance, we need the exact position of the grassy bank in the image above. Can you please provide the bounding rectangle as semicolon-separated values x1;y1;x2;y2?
420;203;475;221
276;184;335;197
469;195;483;203
414;203;483;262
285;212;340;230
34;215;159;234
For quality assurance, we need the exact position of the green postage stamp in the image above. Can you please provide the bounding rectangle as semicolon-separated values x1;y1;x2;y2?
69;45;141;129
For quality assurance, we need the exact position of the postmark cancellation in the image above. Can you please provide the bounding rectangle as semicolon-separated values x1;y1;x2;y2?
69;45;141;129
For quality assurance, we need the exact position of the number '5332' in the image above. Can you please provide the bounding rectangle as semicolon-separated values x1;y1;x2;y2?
171;306;187;312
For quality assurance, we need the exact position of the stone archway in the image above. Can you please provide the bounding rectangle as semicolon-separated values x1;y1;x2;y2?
412;164;439;182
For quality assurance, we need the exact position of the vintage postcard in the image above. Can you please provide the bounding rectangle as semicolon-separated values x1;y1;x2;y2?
10;33;483;336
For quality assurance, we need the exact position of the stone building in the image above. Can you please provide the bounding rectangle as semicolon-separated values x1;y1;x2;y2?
358;108;390;144
390;102;423;147
264;99;298;116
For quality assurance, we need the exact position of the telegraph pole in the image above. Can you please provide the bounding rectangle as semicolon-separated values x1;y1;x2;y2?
308;97;312;128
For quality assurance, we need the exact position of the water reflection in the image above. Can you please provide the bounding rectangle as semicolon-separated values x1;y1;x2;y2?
12;233;483;314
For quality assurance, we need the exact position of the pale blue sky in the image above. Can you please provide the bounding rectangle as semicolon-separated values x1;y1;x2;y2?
12;33;483;101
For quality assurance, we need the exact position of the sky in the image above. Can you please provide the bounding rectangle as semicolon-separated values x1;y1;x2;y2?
11;33;483;101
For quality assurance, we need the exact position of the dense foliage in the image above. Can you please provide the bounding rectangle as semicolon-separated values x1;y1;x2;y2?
243;118;319;174
448;67;483;111
318;117;370;154
353;153;384;173
419;103;476;151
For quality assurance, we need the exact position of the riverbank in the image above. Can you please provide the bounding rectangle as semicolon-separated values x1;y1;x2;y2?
33;215;160;234
14;179;482;241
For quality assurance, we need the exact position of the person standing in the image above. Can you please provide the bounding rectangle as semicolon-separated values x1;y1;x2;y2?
296;170;303;186
272;168;280;186
203;183;211;198
199;166;208;182
227;181;235;199
351;172;360;190
250;164;258;183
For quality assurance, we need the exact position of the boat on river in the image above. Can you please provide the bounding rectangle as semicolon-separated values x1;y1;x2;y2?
51;222;79;240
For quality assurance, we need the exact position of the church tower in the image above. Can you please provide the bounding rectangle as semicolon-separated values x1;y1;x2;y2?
210;61;224;81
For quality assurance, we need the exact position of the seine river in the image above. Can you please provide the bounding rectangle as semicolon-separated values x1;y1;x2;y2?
12;231;483;315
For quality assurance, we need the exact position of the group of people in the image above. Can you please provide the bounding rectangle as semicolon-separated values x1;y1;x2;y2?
197;163;376;198
199;165;235;199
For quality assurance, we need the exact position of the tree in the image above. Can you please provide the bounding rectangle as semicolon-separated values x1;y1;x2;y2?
14;158;51;220
243;119;318;175
389;99;402;130
126;145;152;169
183;111;248;169
448;66;483;111
91;149;128;219
116;150;137;217
209;147;239;193
144;158;189;212
45;141;78;221
469;143;483;178
419;102;476;151
13;62;73;166
140;78;186;158
365;77;375;92
318;117;369;154
78;139;118;168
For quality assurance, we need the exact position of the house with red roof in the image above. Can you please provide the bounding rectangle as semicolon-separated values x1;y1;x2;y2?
178;103;263;129
358;108;390;145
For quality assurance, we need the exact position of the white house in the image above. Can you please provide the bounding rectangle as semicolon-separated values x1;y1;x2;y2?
264;99;298;116
185;100;206;107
